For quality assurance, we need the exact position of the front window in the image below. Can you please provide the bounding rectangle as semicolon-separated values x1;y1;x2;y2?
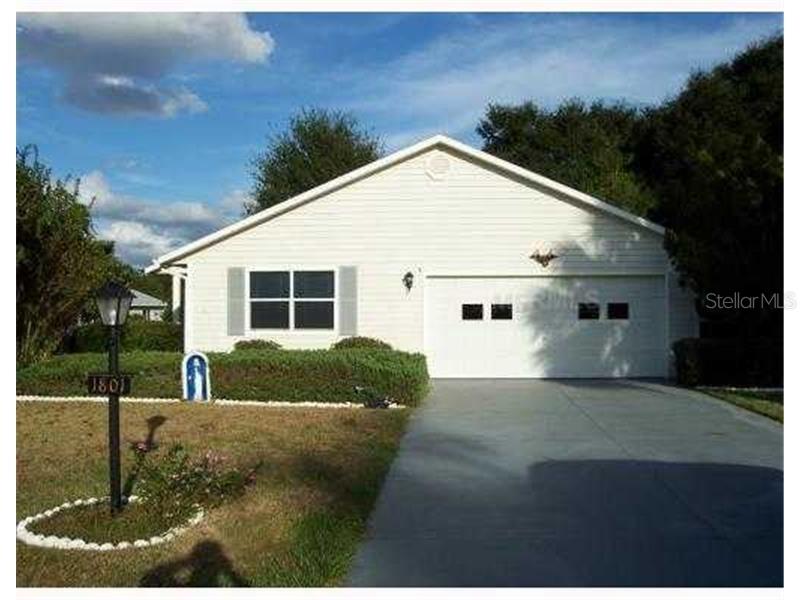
249;270;335;330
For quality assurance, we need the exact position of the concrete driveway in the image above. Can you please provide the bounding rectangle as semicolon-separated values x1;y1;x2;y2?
348;380;783;586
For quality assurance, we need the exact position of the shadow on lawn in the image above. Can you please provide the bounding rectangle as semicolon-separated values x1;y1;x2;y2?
123;415;167;498
139;540;249;587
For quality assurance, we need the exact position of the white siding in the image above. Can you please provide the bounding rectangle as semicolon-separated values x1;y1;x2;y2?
185;147;674;354
666;268;700;375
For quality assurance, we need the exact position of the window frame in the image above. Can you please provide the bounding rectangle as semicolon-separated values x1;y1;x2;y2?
245;267;337;333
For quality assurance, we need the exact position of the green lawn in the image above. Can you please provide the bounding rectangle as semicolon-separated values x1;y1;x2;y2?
17;401;409;587
704;389;783;423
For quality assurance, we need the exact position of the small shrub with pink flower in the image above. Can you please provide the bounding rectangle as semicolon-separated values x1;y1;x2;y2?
135;444;256;521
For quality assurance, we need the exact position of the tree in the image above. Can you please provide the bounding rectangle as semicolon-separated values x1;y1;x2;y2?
247;108;383;214
16;147;115;364
130;272;171;303
633;35;783;338
477;99;655;216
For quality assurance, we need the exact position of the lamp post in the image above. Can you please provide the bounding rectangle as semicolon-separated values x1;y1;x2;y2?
94;281;134;514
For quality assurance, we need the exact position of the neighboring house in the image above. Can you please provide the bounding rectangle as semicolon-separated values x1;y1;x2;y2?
146;135;697;378
129;289;167;321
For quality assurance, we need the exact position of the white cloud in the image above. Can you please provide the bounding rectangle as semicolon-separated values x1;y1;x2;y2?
17;12;274;116
79;170;246;266
219;189;252;219
63;75;208;117
96;221;178;264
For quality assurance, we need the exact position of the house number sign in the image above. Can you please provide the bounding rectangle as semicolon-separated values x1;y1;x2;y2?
86;373;132;396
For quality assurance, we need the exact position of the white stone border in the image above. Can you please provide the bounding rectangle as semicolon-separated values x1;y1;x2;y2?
16;495;204;551
16;395;404;409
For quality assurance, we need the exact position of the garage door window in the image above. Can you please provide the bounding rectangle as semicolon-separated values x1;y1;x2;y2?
578;303;600;320
607;302;629;320
462;304;483;320
250;270;335;330
491;304;513;320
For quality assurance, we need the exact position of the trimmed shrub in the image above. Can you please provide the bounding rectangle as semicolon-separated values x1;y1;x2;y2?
233;339;282;351
17;351;183;397
17;348;430;406
69;320;182;353
673;337;782;387
332;336;392;351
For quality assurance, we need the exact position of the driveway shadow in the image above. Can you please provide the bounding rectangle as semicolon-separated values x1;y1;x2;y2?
523;459;783;586
350;458;783;586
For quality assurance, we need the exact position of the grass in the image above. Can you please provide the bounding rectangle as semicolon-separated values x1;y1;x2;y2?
32;502;185;544
704;389;783;423
17;401;410;587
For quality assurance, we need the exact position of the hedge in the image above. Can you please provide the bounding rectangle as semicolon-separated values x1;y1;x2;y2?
331;336;392;351
233;339;282;351
17;348;430;406
68;320;183;353
673;337;782;387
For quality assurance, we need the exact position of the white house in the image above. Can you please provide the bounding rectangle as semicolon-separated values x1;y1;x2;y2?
146;135;697;378
129;289;167;321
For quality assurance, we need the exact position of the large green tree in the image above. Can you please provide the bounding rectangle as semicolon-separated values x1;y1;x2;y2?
16;148;114;364
477;99;654;216
248;108;383;214
633;35;783;337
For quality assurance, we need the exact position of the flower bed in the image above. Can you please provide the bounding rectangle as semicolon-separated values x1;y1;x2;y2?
16;495;203;551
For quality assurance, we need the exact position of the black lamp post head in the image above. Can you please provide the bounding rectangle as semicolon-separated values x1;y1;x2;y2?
95;281;135;327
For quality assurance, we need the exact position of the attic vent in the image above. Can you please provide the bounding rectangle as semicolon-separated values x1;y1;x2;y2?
425;153;451;180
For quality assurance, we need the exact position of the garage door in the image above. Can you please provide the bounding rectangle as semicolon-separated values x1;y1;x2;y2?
424;276;666;378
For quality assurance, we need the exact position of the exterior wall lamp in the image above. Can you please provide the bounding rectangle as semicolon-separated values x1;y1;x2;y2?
402;271;414;291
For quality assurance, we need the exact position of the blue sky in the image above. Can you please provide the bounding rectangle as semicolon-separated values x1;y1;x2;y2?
17;12;783;266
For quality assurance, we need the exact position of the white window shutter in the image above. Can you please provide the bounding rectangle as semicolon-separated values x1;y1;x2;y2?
227;267;245;336
338;266;358;336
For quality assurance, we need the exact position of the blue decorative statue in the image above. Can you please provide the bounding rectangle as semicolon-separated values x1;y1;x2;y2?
182;351;211;402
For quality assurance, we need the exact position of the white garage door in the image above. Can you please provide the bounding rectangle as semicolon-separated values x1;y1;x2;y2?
424;276;666;378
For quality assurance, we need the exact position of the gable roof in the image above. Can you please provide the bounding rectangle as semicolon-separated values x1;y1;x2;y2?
145;135;664;274
131;289;167;308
